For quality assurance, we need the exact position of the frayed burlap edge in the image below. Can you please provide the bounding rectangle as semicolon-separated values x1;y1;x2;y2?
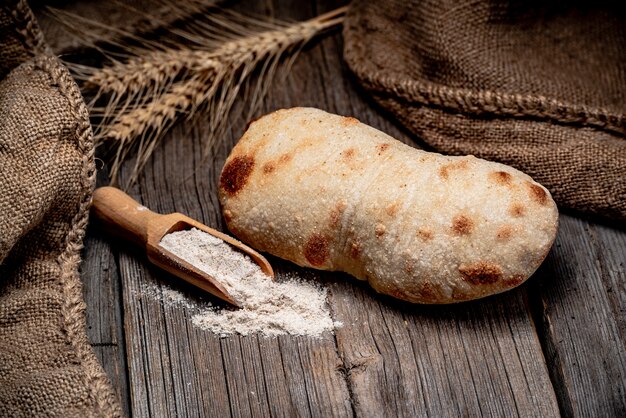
342;7;626;138
33;56;123;417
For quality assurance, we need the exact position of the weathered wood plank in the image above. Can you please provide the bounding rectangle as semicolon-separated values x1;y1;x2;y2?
591;223;626;342
330;279;561;417
531;216;626;417
81;225;131;417
118;248;180;417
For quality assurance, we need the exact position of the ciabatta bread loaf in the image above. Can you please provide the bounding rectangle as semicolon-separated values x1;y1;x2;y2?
219;108;558;303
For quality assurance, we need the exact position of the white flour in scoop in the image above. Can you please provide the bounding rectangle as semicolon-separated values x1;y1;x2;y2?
158;228;338;337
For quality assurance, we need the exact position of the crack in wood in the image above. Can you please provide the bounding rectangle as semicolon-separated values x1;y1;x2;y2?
91;342;119;347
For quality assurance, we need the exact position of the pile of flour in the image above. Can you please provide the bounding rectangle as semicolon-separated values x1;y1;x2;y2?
159;228;338;337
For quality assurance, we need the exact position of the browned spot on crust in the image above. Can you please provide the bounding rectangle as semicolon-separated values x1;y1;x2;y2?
419;281;440;302
341;116;360;126
439;165;450;180
385;202;399;217
417;228;434;241
262;153;295;176
303;233;330;267
451;214;474;236
439;160;469;180
262;161;276;174
375;223;386;237
220;155;255;196
509;202;526;217
223;209;233;223
459;261;503;285
329;201;347;229
341;148;356;161
527;182;548;205
452;287;470;301
278;153;293;164
376;143;390;154
496;225;514;241
406;280;445;303
404;259;414;275
503;274;525;287
349;241;362;259
490;171;513;185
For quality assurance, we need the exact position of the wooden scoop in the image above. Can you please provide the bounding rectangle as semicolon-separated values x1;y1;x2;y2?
91;186;274;307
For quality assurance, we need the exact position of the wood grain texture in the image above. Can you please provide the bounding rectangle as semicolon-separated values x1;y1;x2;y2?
57;0;626;416
531;217;626;417
330;278;560;417
81;225;131;416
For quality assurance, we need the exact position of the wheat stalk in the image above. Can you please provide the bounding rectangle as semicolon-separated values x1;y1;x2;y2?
56;3;346;186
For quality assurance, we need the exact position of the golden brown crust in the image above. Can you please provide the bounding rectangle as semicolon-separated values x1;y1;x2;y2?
509;202;526;217
458;261;503;285
220;155;255;196
490;170;513;185
451;214;474;236
527;181;549;205
303;233;331;267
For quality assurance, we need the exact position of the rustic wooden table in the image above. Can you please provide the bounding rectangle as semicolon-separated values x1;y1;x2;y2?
47;1;625;416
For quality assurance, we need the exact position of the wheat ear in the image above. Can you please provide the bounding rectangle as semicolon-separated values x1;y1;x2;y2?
59;4;346;185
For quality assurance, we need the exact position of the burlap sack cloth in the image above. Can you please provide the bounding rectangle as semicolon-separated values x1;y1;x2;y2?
344;0;626;222
0;1;121;416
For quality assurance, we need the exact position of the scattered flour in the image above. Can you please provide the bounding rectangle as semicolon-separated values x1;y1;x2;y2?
157;228;339;337
138;282;201;310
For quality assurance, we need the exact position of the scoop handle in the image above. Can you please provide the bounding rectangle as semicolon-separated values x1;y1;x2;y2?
91;186;160;247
